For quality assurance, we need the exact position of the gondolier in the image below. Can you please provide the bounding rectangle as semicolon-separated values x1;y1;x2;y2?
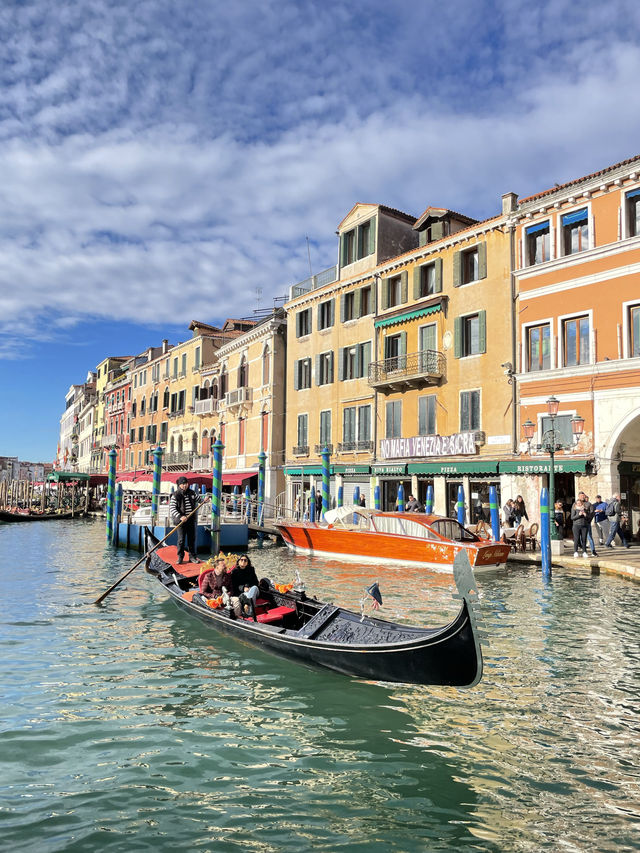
169;477;201;564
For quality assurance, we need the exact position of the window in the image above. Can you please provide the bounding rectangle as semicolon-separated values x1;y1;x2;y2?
562;208;588;255
160;422;168;443
419;396;437;435
541;414;572;447
173;358;178;379
341;217;375;267
163;388;170;409
357;405;371;442
454;311;486;358
317;351;334;385
413;259;442;298
387;275;402;308
339;341;371;380
630;305;640;357
220;368;227;398
358;220;372;258
262;346;270;385
360;285;372;317
343;229;356;266
297;414;308;447
319;410;332;445
194;347;201;370
318;299;335;330
526;323;551;371
384;333;405;370
140;397;146;415
238;356;248;387
626;189;640;237
294;358;312;390
563;316;590;366
178;389;185;412
343;407;356;443
526;221;551;265
296;308;312;337
342;291;355;321
138;426;144;442
460;390;480;431
385;400;402;438
181;354;187;376
453;242;487;286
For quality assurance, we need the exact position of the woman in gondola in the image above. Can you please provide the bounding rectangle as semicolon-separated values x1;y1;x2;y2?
231;554;260;616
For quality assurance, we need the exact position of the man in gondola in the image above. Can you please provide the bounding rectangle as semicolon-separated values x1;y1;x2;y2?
169;476;201;565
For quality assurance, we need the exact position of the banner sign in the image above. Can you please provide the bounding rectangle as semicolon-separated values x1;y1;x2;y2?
380;432;477;460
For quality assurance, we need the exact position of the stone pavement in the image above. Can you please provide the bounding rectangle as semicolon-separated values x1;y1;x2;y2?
507;541;640;582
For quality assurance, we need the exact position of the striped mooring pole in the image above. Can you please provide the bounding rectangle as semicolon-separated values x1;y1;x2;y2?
540;486;551;582
106;448;117;544
425;484;434;514
244;484;251;521
257;450;266;525
321;445;330;520
337;485;343;508
457;484;465;526
151;446;163;524
211;439;224;556
352;485;360;524
397;483;404;512
113;484;123;546
309;486;316;522
489;485;500;541
374;483;381;510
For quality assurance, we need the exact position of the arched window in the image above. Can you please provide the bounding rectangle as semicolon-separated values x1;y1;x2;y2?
132;400;137;417
262;345;270;386
220;368;227;398
163;387;170;409
140;397;146;416
178;435;183;453
212;380;218;400
170;436;175;453
201;430;209;455
191;432;198;453
238;355;248;388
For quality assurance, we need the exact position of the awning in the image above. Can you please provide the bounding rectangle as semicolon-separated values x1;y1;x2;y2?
375;301;444;329
407;460;499;476
285;467;326;477
116;471;213;486
499;459;589;475
332;464;370;474
89;474;108;486
222;472;256;486
47;471;90;482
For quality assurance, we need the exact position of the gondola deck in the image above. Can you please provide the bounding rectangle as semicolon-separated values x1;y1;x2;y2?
144;529;485;687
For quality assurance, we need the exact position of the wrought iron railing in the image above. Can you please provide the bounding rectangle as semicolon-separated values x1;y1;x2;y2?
293;445;309;456
368;349;445;384
314;444;334;455
337;441;374;452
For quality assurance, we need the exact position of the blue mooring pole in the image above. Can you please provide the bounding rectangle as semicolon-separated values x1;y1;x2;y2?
309;486;316;522
374;484;381;510
425;484;433;514
457;484;465;526
352;485;360;523
541;486;551;581
489;485;500;541
397;483;404;512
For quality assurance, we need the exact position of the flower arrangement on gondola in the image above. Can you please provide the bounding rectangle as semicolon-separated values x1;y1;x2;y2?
207;595;224;610
274;582;294;594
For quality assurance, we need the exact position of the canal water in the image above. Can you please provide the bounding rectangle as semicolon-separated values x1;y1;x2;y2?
1;519;639;852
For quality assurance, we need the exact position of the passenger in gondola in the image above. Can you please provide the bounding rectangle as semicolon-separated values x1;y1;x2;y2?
231;554;260;616
200;558;242;616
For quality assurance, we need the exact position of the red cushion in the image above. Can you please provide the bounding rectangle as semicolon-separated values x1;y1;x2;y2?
254;606;296;624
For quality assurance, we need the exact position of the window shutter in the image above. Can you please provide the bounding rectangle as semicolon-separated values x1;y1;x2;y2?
338;348;345;381
339;234;346;267
413;265;422;299
478;310;487;353
296;312;301;337
453;251;461;287
369;215;376;255
361;341;372;379
381;278;389;310
315;354;321;384
329;298;335;327
418;230;427;247
294;360;299;391
340;294;346;323
400;271;408;304
478;242;487;279
434;258;443;293
461;393;469;431
399;331;407;356
431;221;444;241
328;351;334;383
354;288;361;317
454;317;462;358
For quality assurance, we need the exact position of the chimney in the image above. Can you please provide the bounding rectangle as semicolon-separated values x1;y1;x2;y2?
502;192;518;215
162;339;169;353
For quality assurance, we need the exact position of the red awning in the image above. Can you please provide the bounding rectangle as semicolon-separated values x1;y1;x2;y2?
222;472;256;486
115;471;212;486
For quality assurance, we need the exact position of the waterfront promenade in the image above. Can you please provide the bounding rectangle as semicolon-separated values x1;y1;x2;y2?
509;542;640;582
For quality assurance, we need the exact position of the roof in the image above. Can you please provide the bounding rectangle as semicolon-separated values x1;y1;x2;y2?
519;153;640;205
337;202;416;231
413;206;478;230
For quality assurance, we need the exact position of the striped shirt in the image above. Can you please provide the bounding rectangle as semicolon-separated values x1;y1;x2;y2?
169;488;198;524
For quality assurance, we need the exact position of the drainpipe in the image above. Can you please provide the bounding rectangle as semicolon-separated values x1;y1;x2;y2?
509;223;518;455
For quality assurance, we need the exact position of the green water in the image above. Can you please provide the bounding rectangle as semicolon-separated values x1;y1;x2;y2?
1;519;639;852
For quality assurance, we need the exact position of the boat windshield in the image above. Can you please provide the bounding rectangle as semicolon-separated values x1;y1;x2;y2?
430;519;479;542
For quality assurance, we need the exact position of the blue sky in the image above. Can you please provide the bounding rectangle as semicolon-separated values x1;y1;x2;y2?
1;0;640;461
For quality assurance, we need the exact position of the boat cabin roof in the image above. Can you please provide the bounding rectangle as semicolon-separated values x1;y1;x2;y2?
323;506;478;542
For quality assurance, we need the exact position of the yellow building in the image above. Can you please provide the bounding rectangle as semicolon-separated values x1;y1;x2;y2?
284;196;515;519
92;356;130;472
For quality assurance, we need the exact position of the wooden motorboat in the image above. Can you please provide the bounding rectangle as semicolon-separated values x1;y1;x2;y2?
144;529;484;687
275;506;511;571
0;508;77;523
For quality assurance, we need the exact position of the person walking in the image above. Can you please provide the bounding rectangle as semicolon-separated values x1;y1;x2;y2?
604;494;631;549
571;498;590;557
513;495;528;525
169;476;201;565
576;492;597;556
592;495;609;545
503;499;516;526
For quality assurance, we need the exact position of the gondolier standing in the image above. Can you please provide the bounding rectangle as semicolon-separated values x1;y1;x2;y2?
170;477;201;564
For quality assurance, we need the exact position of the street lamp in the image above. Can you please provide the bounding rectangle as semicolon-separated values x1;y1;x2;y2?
527;396;584;541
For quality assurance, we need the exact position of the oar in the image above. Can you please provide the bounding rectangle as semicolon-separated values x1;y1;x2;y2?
93;495;211;606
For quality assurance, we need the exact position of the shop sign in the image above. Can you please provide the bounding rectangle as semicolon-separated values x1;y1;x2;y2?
379;432;477;460
372;464;407;475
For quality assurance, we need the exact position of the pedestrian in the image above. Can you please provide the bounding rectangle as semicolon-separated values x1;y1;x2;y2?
503;499;516;526
571;498;590;558
405;494;421;512
553;500;565;538
169;476;201;565
575;491;597;556
604;493;631;549
359;494;366;508
592;494;609;545
513;495;528;525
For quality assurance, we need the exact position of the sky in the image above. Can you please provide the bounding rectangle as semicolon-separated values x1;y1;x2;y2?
1;0;640;462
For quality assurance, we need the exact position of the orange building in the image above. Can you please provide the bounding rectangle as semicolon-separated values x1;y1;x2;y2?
512;154;640;538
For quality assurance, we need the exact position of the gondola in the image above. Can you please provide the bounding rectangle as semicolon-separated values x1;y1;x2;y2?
0;508;77;522
144;529;484;687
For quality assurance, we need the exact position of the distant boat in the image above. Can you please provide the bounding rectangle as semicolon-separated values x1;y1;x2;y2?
276;506;511;572
144;529;484;686
0;508;78;523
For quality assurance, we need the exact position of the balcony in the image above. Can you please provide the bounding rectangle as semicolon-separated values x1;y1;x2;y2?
167;409;185;419
194;398;219;416
101;433;126;448
293;445;309;456
368;349;445;392
162;451;194;469
314;444;334;455
337;441;374;453
191;453;212;471
225;387;253;408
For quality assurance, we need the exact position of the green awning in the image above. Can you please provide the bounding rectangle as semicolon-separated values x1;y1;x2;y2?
407;460;499;476
332;465;371;475
284;466;326;476
47;471;90;482
499;459;588;475
374;301;444;329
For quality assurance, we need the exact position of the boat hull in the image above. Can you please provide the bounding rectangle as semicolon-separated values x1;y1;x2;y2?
0;509;77;523
276;523;510;571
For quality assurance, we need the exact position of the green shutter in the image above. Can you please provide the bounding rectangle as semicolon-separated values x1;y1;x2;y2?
431;221;444;241
413;265;422;299
329;298;335;327
315;354;321;384
434;258;443;293
460;392;469;431
362;341;371;378
340;294;346;323
354;288;361;318
294;360;300;390
369;215;376;255
400;270;408;304
478;242;487;279
328;351;334;383
453;251;461;287
454;317;462;358
399;331;407;356
418;230;427;247
339;234;346;268
381;278;389;310
478;310;486;353
338;348;345;380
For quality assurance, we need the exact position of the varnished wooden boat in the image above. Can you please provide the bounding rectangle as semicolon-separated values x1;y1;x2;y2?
144;529;484;686
0;508;77;523
276;506;511;571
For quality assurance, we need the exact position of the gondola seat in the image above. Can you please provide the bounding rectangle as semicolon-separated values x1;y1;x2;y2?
252;605;296;625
